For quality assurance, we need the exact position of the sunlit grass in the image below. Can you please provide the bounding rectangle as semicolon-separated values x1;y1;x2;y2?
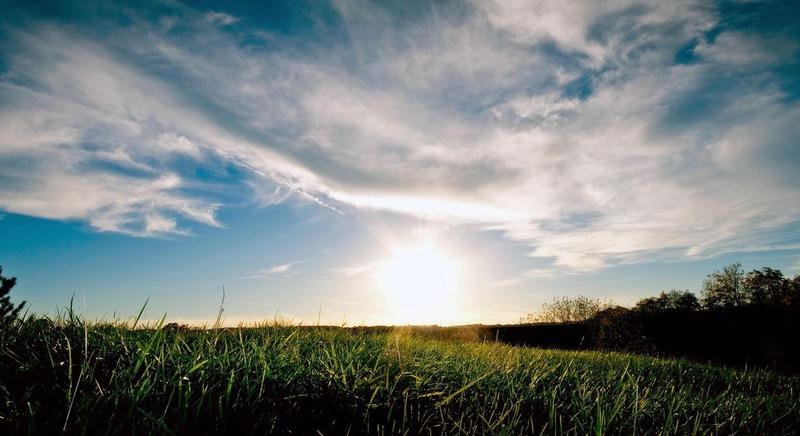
1;313;798;434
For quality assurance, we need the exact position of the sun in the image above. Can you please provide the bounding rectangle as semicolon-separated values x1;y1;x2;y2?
377;242;458;324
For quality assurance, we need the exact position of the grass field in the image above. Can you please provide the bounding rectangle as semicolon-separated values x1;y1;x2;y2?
1;316;799;435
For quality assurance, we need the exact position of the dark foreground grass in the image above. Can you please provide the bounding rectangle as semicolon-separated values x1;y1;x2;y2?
1;316;799;435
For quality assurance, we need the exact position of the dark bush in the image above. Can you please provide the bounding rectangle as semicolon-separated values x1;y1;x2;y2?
635;290;700;312
591;306;650;352
520;296;613;323
0;266;25;332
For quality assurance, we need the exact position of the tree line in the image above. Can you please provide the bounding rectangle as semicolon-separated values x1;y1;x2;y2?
521;263;800;323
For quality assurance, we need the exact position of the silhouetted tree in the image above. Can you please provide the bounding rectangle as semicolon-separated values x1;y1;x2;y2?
790;275;800;306
701;263;746;308
0;266;25;329
743;267;793;305
635;290;700;312
521;296;613;323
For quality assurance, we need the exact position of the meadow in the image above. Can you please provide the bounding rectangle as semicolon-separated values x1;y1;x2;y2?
1;314;799;435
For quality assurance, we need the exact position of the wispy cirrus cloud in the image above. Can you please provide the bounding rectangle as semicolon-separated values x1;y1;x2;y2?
205;11;239;27
243;260;307;280
0;0;798;270
329;262;382;277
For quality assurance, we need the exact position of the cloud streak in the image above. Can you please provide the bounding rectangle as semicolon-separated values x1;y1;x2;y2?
243;260;307;280
0;0;798;269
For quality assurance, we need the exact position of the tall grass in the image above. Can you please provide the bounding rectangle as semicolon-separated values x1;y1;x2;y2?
1;313;798;435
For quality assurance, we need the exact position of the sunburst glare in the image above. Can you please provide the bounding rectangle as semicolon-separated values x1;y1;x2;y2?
377;242;458;325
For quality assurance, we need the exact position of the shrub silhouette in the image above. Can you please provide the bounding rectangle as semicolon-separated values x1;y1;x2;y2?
635;290;700;312
520;296;612;323
0;265;25;330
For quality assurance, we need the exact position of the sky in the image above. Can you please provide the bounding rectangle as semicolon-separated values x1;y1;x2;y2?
1;0;799;325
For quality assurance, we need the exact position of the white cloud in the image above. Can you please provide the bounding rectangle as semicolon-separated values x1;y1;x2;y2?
473;0;715;65
0;166;218;236
329;262;382;277
0;25;314;236
205;11;239;27
694;32;798;67
243;260;306;280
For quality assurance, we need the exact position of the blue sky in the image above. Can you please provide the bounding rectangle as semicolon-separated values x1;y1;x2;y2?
1;0;799;324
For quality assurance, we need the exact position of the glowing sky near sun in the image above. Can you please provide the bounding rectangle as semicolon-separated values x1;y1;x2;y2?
377;242;459;324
